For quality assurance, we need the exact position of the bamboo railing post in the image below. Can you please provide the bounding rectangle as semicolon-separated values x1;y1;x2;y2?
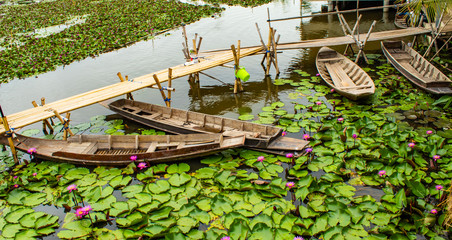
63;113;70;140
168;68;173;107
153;74;170;107
422;5;439;55
231;44;243;94
270;28;280;75
0;105;18;164
265;27;273;75
117;72;134;100
32;100;53;134
53;110;74;139
41;98;54;126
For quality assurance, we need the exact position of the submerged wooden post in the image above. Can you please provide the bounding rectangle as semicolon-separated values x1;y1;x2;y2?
153;74;170;107
117;72;134;100
0;105;18;164
168;68;173;107
231;42;243;94
53;110;74;140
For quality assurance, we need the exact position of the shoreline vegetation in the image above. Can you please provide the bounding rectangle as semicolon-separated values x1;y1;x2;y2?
0;0;274;82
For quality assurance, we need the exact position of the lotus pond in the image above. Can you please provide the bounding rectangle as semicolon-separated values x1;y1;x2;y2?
1;47;452;239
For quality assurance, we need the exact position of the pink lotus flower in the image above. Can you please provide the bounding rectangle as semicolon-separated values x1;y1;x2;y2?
221;237;230;240
303;134;310;140
257;156;265;162
138;162;148;170
316;73;320;76
305;148;313;153
130;155;137;161
331;89;335;93
67;184;77;193
426;130;433;135
32;173;37;176
352;134;358;139
433;155;440;161
286;153;294;158
14;184;19;188
316;101;322;105
286;182;295;189
408;142;415;148
27;148;37;154
75;208;85;218
436;185;443;191
81;205;92;215
282;131;287;136
294;237;304;240
430;209;438;214
337;118;344;122
378;170;386;177
13;176;17;179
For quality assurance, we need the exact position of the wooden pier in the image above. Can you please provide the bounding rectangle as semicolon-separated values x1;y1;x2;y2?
0;27;438;134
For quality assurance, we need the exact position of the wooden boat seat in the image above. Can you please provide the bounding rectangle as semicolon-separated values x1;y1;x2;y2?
325;62;356;88
61;142;96;154
318;57;343;62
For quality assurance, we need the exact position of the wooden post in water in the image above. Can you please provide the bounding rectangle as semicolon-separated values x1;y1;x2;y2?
231;42;243;94
168;68;173;107
53;110;74;140
117;72;134;100
0;105;18;164
153;74;170;107
32;100;54;134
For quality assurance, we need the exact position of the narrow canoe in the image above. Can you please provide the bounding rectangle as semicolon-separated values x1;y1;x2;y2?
0;133;245;166
101;99;309;155
394;13;409;29
316;47;375;100
381;41;452;95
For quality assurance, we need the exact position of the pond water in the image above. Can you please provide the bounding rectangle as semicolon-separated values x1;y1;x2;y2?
0;0;400;126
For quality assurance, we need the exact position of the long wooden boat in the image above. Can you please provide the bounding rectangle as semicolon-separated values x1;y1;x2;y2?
381;41;452;95
394;13;409;29
316;47;375;100
101;99;309;155
0;133;245;166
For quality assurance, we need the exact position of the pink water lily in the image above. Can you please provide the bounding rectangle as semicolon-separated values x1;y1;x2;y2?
221;237;230;240
138;162;148;170
75;208;85;218
436;185;443;191
130;155;137;161
316;73;320;76
316;101;322;105
67;184;77;193
286;153;294;158
408;142;415;148
378;170;386;177
430;209;438;214
426;130;433;135
13;176;17;179
14;184;19;188
286;182;295;189
81;205;92;215
294;237;304;240
305;148;313;153
331;89;335;93
32;173;37;176
27;148;37;154
257;156;265;162
337;117;344;122
433;155;440;161
352;134;358;139
282;131;287;136
303;134;310;140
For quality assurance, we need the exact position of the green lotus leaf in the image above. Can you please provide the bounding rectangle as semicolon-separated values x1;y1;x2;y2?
148;180;170;194
167;163;190;174
334;184;356;198
58;219;92;239
122;163;136;175
35;214;58;229
19;211;46;228
133;192;153;207
137;168;154;182
215;170;233;187
109;175;132;189
122;184;144;198
36;226;56;236
2;223;24;238
99;168;122;181
200;155;223;164
229;218;250;240
6;189;29;205
5;208;34;223
249;222;274;240
65;167;90;180
90;195;116;211
211;196;233;216
361;176;382;186
149;206;173;221
145;224;168;237
186;229;204;240
196;199;212;212
238;114;254;121
271;101;285;108
168;173;191;187
152;164;168;174
262;106;273;112
137;201;160;214
153;193;171;204
177;216;197;233
195;167;217;179
406;180;427;198
110;202;129;217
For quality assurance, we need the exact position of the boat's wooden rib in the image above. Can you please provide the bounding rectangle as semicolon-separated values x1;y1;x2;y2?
101;99;310;156
381;41;452;95
316;47;375;100
0;133;245;166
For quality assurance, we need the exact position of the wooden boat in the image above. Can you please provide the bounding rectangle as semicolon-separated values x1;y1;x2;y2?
381;41;452;95
0;133;245;166
316;47;375;100
101;99;309;154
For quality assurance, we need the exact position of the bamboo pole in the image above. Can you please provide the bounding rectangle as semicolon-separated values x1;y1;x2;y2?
429;34;452;61
423;17;452;58
63;113;70;140
153;74;170;107
265;27;273;75
168;68;173;107
32;101;53;134
53;110;74;138
117;72;134;100
231;44;239;94
270;28;280;75
41;98;54;126
0;105;18;164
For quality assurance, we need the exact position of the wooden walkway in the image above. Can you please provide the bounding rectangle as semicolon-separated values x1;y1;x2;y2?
0;46;263;134
0;27;436;134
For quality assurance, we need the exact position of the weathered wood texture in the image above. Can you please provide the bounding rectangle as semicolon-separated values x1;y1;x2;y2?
0;47;263;134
